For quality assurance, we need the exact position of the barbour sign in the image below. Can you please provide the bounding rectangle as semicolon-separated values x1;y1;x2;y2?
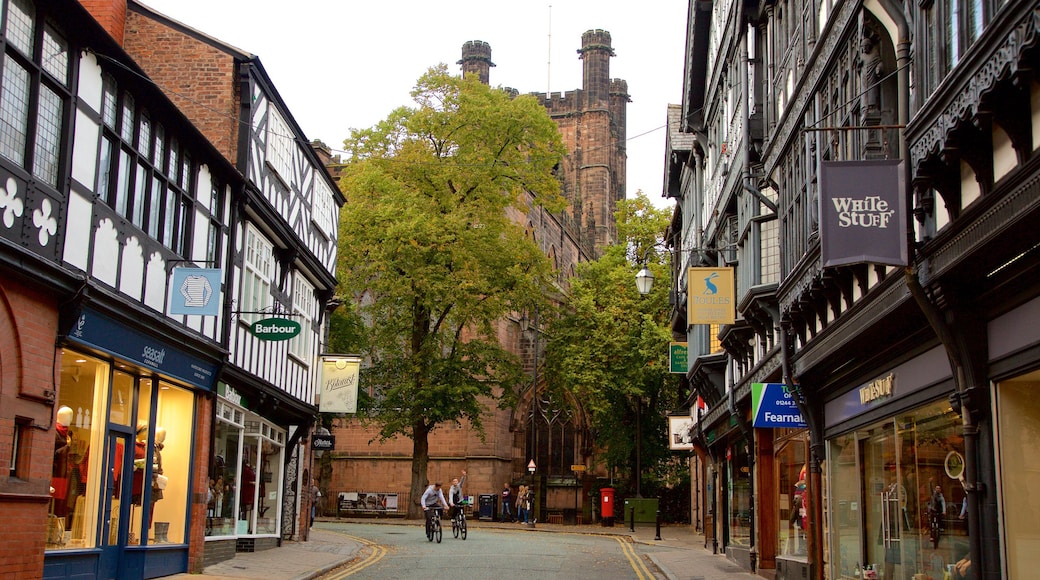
250;317;301;341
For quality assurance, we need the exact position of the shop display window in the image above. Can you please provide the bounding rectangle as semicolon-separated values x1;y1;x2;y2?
47;351;109;550
211;403;284;537
207;400;244;537
828;398;969;580
727;440;752;547
775;430;809;558
48;350;196;551
995;378;1040;578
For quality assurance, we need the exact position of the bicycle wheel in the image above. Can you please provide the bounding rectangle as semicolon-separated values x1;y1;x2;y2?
435;516;442;543
452;513;459;538
460;513;467;540
426;516;434;542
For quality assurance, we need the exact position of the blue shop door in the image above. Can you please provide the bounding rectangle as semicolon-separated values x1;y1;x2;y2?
98;431;133;579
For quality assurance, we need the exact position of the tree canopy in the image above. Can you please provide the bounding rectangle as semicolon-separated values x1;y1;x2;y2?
335;65;566;517
543;192;682;493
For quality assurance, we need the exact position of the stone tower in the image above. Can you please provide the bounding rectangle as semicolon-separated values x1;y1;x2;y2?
457;40;495;85
456;31;629;259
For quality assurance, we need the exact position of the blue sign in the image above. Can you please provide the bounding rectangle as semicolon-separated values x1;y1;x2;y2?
67;307;219;391
169;268;222;316
751;383;807;428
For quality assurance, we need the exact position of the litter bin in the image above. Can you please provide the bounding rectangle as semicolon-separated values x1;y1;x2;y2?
478;494;497;521
600;487;615;527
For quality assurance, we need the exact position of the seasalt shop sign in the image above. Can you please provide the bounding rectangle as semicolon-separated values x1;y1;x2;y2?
249;317;301;341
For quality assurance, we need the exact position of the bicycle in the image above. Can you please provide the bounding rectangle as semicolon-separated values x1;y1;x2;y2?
451;501;468;540
425;507;443;543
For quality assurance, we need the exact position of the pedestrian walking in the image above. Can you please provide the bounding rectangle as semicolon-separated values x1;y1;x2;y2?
310;478;321;528
500;482;514;522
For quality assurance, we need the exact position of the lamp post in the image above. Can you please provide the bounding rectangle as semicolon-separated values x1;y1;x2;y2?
633;265;654;498
527;460;536;528
520;310;540;525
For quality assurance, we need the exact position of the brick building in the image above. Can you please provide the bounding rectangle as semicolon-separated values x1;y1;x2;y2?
328;32;629;524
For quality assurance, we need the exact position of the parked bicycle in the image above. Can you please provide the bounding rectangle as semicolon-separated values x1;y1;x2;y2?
451;501;468;540
426;507;443;543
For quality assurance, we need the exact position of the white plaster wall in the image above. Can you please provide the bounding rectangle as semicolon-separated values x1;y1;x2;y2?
71;109;98;190
62;190;93;270
960;160;981;208
992;125;1016;183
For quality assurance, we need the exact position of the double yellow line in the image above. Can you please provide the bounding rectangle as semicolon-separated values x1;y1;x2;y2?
322;532;388;579
615;536;655;579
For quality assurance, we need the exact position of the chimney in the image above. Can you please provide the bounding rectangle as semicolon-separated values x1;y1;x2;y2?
79;0;128;46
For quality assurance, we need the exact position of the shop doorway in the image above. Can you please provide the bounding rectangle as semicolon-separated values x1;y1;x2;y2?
99;430;133;579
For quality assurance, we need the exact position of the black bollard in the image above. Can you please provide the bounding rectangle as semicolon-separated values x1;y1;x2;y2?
655;509;662;540
630;506;635;532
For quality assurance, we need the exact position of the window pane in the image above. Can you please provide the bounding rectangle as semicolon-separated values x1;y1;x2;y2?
97;137;114;200
33;84;62;186
115;149;131;217
102;75;117;129
148;177;161;239
120;93;135;143
0;56;30;165
152;123;164;166
138;115;151;160
163;189;176;248
180;153;191;191
178;197;191;255
132;163;147;228
6;0;35;57
42;24;69;85
167;139;178;180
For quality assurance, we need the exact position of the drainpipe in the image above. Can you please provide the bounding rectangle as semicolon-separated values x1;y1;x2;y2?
781;321;824;580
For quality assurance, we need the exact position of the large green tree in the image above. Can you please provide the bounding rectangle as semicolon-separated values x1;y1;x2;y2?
544;193;681;495
335;65;566;518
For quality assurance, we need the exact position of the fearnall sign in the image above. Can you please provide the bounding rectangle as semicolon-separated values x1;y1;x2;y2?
820;160;907;267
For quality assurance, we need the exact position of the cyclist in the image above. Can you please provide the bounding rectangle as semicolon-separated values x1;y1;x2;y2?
421;480;449;533
448;470;467;521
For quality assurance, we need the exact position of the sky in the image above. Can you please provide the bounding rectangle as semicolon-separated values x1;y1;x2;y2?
140;1;688;209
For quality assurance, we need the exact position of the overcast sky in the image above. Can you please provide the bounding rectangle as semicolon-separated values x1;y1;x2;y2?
141;0;688;208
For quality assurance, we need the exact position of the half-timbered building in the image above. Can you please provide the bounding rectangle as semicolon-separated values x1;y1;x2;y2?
93;0;347;564
0;0;245;577
670;0;1040;577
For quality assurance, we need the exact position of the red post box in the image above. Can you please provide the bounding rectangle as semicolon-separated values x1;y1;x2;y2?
600;487;615;526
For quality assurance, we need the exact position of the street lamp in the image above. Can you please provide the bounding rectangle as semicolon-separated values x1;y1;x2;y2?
527;460;537;528
635;266;655;295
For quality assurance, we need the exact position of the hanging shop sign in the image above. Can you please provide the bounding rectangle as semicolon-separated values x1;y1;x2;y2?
668;414;696;451
249;317;301;341
751;382;807;428
669;342;688;374
819;160;907;268
311;433;336;451
319;355;362;414
687;267;735;325
169;267;223;316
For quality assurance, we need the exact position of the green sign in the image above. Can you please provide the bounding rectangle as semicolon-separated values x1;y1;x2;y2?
250;317;301;341
670;342;688;374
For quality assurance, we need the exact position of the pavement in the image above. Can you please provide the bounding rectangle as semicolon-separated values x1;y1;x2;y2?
167;517;761;580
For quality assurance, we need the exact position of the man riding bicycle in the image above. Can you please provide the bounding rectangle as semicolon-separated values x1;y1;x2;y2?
421;480;449;531
447;470;467;521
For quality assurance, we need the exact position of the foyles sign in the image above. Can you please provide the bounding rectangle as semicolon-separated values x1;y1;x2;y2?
820;160;907;268
249;317;301;341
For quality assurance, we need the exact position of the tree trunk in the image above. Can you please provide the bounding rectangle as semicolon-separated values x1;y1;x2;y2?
408;421;430;519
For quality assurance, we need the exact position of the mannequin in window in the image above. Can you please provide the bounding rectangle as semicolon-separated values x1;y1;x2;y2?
149;426;166;531
131;422;148;506
241;461;256;519
51;406;75;518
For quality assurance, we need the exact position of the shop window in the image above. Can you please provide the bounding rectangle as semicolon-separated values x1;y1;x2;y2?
828;398;968;579
727;440;752;547
10;417;30;477
208;401;244;537
776;430;809;558
995;378;1040;578
50;351;196;551
48;351;109;551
